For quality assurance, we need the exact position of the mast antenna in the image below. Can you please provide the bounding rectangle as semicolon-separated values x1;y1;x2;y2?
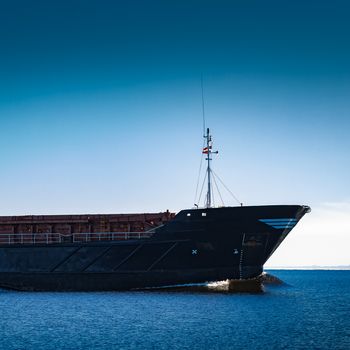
201;74;206;137
203;128;218;208
195;77;242;208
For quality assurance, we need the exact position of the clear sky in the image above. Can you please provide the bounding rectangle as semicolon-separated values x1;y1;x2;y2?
0;1;349;266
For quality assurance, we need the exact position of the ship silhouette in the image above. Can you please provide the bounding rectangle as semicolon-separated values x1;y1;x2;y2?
0;128;310;290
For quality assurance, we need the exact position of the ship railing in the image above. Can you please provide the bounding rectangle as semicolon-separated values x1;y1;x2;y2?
0;231;153;245
71;232;153;243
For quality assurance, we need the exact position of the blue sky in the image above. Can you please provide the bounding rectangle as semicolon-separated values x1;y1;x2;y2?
0;1;349;264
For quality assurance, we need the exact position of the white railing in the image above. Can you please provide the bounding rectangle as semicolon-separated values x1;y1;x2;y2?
0;232;153;245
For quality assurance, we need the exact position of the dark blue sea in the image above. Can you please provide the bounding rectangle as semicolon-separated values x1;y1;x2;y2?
0;270;349;350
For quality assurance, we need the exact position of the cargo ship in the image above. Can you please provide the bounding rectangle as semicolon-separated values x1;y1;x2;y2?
0;129;310;290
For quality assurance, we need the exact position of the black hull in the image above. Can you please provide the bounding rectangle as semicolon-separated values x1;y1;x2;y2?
0;205;309;291
0;268;263;291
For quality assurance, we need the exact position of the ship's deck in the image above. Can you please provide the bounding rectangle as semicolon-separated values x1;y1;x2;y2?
0;211;174;245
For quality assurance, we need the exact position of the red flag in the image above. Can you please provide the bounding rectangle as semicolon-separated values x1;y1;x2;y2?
202;147;209;154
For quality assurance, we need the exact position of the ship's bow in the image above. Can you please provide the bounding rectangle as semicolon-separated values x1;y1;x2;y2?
236;205;311;279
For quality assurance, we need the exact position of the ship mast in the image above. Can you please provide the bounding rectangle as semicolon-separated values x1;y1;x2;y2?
204;128;218;208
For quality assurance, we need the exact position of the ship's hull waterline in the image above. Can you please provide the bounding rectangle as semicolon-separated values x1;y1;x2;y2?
0;205;309;291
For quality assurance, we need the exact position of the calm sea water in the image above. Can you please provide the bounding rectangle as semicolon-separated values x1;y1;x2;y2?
0;270;349;350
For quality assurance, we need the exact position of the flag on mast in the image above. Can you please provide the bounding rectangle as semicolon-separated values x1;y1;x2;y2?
202;144;212;154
